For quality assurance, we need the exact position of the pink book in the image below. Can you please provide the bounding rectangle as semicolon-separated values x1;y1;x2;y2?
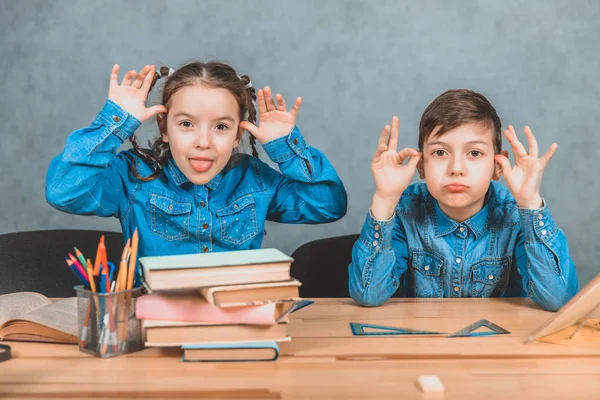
135;291;293;325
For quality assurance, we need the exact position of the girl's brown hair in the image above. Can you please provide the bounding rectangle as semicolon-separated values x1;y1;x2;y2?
129;61;257;181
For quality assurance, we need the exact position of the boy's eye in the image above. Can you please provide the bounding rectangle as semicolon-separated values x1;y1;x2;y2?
180;121;193;128
215;123;229;131
469;150;482;157
432;150;447;157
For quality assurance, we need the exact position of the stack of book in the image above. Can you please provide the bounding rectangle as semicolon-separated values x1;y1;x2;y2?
135;248;302;362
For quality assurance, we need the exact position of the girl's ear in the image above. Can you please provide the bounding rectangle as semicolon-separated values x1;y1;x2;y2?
234;126;244;149
417;156;426;179
493;150;509;181
157;113;168;143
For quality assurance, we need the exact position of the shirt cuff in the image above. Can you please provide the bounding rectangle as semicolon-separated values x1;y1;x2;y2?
359;210;395;252
518;199;556;242
261;125;307;163
95;99;142;142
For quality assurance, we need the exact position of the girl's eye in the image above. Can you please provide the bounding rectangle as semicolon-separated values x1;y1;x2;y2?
180;121;193;128
432;150;446;157
216;123;229;131
470;150;482;157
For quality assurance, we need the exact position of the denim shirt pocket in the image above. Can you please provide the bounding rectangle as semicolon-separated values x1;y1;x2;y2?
470;256;511;297
149;194;192;241
215;194;259;245
409;250;445;298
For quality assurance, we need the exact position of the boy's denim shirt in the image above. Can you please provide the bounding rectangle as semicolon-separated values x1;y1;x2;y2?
46;100;347;259
349;182;578;311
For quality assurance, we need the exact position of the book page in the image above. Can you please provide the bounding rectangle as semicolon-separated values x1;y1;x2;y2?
18;298;78;336
0;292;52;326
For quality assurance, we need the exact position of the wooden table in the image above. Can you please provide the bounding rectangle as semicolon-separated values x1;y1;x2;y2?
1;298;599;399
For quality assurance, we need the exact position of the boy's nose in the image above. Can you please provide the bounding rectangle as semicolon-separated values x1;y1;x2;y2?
449;157;465;176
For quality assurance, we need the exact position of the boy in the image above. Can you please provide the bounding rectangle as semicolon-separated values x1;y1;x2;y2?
348;89;577;311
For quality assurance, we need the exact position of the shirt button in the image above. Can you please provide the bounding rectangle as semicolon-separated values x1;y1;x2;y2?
539;221;544;227
234;204;238;209
200;201;206;207
424;265;430;271
541;229;547;235
203;246;209;253
459;226;465;232
455;257;461;264
488;274;494;280
373;240;378;246
453;287;460;292
293;138;299;145
203;223;209;229
374;232;380;238
168;204;173;211
112;115;121;123
537;213;543;220
374;224;380;231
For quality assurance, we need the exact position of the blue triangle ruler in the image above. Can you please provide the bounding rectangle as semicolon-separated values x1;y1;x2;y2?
350;322;444;336
448;319;510;337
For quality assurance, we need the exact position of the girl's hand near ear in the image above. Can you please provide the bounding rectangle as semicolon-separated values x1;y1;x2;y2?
108;64;167;122
239;86;302;143
370;116;421;220
494;125;556;209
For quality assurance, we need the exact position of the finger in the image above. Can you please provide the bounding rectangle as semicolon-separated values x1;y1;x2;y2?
146;105;168;118
540;143;558;168
505;126;528;158
372;144;387;164
263;87;277;111
132;65;149;89
397;147;419;162
141;65;156;93
494;154;512;174
289;97;302;117
275;94;286;112
378;125;391;147
240;121;259;137
109;64;120;90
388;116;399;151
524;126;539;158
121;70;137;86
406;152;421;170
256;89;268;115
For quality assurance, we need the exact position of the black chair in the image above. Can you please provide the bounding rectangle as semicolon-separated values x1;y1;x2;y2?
0;230;124;297
291;234;407;298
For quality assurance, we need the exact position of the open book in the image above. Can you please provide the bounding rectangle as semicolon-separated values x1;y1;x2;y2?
0;292;78;344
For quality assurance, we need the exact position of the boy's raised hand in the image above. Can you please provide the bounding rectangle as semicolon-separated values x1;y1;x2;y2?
108;64;167;122
370;116;420;220
240;86;302;143
494;125;557;209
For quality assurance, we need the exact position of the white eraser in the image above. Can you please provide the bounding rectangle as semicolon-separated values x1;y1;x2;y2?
417;375;445;393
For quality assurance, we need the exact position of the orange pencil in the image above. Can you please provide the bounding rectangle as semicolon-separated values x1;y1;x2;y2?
86;258;96;293
93;235;105;275
116;239;130;291
126;229;138;290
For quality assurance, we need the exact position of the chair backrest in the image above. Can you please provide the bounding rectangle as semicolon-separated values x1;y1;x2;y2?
0;230;124;297
290;234;359;298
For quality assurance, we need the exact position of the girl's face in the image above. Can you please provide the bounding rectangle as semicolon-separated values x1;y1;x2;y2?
159;84;241;185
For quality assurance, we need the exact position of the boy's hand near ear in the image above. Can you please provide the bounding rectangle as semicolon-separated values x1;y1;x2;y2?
240;86;302;143
370;116;421;220
108;64;167;122
494;125;557;209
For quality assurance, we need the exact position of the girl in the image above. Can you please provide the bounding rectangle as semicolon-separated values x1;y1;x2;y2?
46;62;347;258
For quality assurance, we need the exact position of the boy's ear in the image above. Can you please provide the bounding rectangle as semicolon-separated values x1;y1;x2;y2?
157;113;168;143
493;150;509;181
417;155;426;179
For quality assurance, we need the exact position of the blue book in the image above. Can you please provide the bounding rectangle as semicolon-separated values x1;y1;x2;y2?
181;341;280;362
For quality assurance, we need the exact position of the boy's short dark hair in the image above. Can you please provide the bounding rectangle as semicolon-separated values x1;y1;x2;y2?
418;89;502;153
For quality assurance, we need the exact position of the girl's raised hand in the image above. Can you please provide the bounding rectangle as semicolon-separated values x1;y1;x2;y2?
108;64;167;122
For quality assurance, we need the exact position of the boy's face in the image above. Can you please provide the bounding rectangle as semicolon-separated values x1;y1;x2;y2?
418;123;505;221
158;84;242;185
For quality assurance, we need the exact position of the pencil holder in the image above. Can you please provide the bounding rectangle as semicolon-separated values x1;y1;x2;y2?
75;286;143;358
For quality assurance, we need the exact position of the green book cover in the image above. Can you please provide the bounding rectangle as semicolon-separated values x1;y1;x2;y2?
139;248;293;271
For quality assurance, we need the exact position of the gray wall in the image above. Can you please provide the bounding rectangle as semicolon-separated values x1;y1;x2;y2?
1;0;599;287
